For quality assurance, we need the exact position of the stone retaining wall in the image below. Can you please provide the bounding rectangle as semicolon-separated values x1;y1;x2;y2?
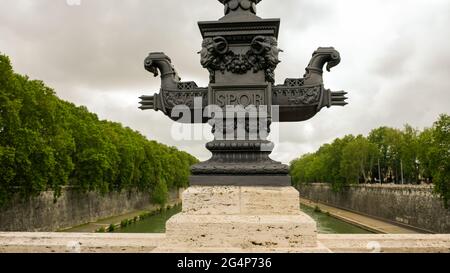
0;188;181;232
298;183;450;233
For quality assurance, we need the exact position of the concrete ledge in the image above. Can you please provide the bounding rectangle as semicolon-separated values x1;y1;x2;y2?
0;232;164;253
1;232;450;253
318;234;450;253
163;213;317;250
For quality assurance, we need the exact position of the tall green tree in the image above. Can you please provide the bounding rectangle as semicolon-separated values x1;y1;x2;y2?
340;135;378;184
290;115;450;208
400;125;420;183
368;127;403;183
428;115;450;207
0;53;198;207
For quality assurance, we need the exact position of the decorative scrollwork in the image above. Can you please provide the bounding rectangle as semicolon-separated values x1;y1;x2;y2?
273;79;323;106
210;118;272;136
287;86;322;105
248;36;282;83
283;78;305;87
199;36;232;83
163;88;207;109
219;0;262;15
177;81;198;90
199;35;282;83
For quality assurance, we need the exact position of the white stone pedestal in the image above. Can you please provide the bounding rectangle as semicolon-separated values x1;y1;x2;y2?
154;186;330;253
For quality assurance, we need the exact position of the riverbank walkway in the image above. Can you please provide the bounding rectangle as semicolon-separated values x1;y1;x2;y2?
62;202;180;233
300;198;420;234
61;209;155;233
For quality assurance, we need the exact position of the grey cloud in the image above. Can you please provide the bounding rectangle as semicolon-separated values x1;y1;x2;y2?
1;0;216;91
1;0;449;163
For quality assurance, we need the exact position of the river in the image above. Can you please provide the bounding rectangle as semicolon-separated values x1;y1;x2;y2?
114;204;373;234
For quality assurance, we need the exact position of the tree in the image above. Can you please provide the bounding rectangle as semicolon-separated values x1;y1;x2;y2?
340;135;378;184
290;135;356;191
290;114;450;208
418;127;434;181
0;53;198;207
400;125;420;184
428;115;450;207
368;127;403;183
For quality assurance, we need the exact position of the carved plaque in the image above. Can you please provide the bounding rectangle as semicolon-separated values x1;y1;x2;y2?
208;83;272;110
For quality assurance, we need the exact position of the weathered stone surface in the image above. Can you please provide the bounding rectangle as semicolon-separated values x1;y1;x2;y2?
0;232;164;253
240;186;300;215
182;186;241;215
318;234;450;253
2;233;450;253
164;214;317;250
298;183;450;233
182;186;300;215
155;244;331;253
155;186;326;252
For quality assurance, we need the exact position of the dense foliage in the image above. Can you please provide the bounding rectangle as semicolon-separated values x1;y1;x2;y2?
0;54;198;207
290;115;450;207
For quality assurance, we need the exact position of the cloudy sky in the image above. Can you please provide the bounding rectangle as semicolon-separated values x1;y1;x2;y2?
1;0;449;163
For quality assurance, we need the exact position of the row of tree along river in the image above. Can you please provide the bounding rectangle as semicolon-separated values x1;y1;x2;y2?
290;114;450;208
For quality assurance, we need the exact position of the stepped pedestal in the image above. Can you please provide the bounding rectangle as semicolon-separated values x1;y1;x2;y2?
154;186;330;253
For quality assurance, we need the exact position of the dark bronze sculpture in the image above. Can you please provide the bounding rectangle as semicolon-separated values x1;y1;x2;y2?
139;0;347;186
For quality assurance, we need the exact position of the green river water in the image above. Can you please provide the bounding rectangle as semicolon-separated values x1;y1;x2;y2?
114;204;373;234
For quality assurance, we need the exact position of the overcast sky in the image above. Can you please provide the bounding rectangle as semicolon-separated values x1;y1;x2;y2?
1;0;449;163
